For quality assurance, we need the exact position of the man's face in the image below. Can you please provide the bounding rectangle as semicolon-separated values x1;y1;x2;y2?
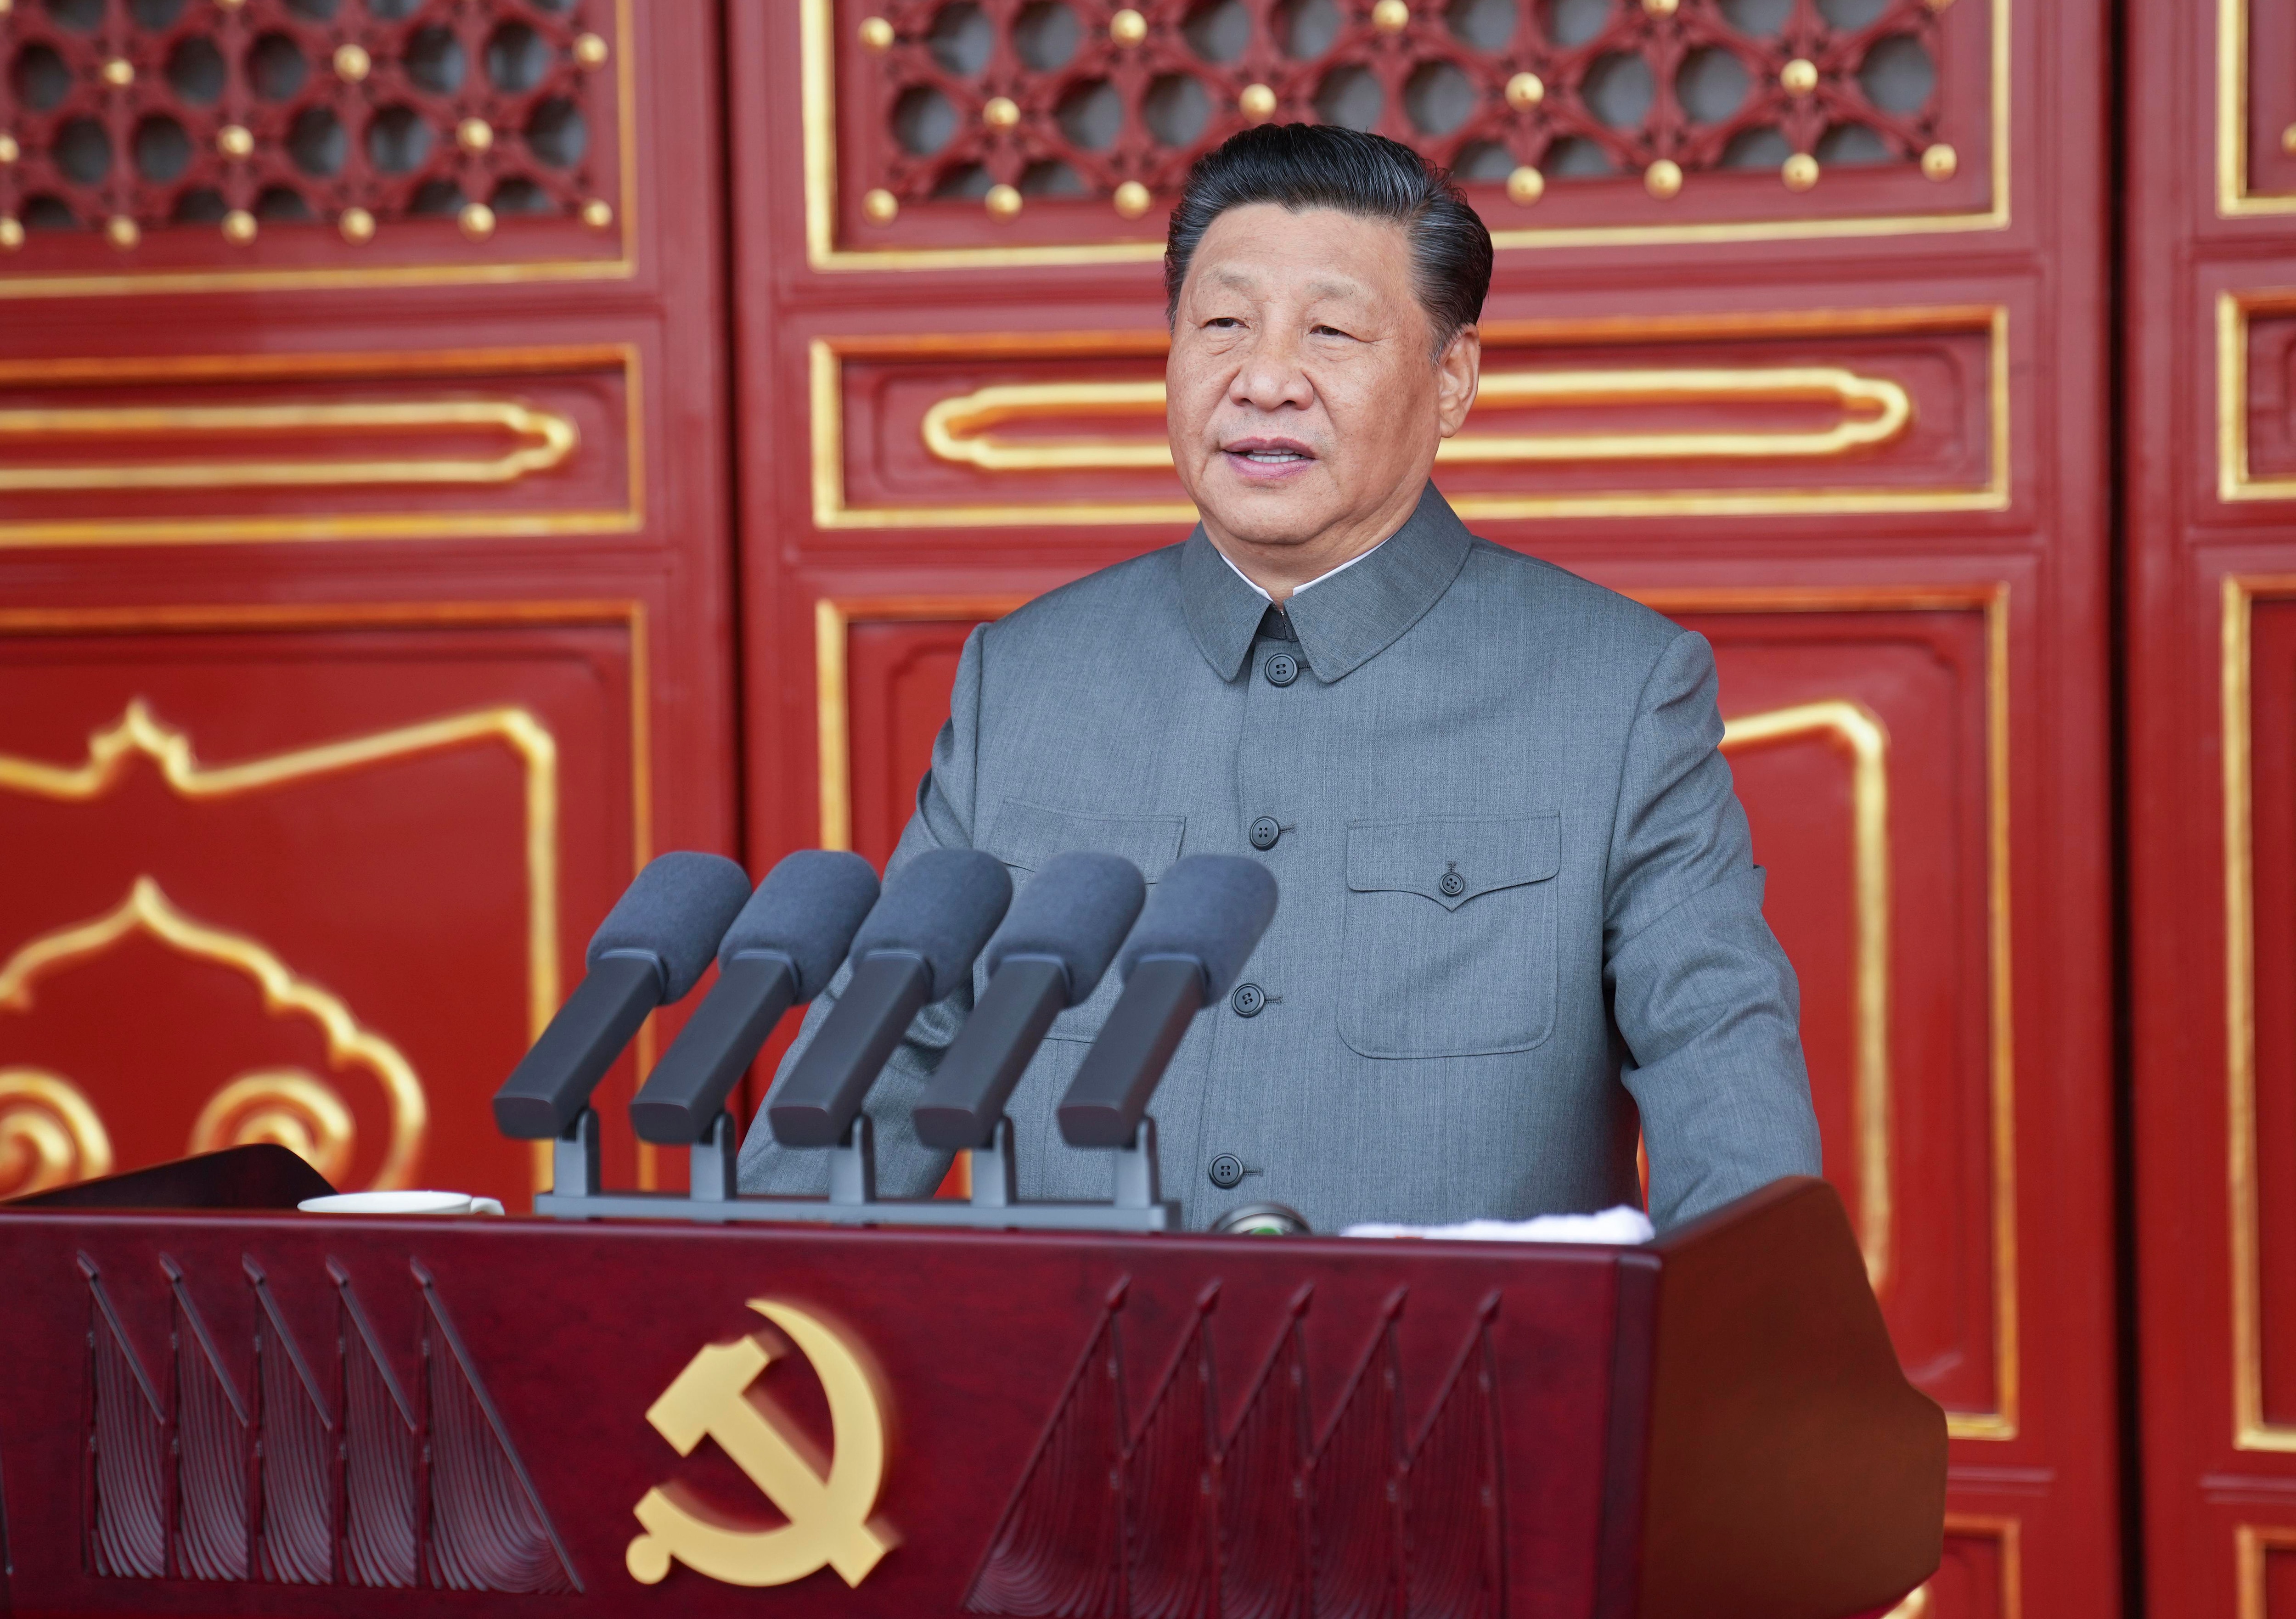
1166;203;1479;579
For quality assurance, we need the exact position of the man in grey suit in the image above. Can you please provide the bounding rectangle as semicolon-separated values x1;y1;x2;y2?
742;124;1820;1233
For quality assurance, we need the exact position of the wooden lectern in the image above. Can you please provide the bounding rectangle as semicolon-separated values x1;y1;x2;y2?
0;1156;1942;1619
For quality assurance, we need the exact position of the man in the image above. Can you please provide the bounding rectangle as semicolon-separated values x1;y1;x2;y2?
742;124;1820;1232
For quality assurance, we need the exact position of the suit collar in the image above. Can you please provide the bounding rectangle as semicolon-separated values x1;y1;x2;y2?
1180;482;1474;683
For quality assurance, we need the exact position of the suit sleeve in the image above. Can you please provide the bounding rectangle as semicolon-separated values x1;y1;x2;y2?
1603;629;1822;1229
737;624;988;1196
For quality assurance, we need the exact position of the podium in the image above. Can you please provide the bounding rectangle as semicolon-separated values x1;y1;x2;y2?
0;1157;1942;1619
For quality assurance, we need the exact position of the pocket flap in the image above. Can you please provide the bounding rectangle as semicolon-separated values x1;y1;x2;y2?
987;799;1187;883
1346;813;1560;911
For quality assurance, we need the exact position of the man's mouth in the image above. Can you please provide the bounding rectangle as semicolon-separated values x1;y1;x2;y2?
1222;438;1315;468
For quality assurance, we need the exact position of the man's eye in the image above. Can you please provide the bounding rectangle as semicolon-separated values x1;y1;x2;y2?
1204;316;1243;329
1311;324;1355;338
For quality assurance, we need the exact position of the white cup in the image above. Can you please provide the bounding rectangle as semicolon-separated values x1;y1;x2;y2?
296;1191;506;1216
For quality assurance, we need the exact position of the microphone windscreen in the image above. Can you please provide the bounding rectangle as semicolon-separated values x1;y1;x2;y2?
1116;854;1278;999
984;852;1147;1007
718;849;881;999
848;847;1013;1001
585;851;752;1001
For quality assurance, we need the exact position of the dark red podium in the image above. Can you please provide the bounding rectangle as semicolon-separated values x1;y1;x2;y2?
0;1160;1942;1619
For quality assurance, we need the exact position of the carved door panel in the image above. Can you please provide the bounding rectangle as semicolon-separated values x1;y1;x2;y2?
0;3;737;1209
733;3;2113;1610
2128;3;2296;1614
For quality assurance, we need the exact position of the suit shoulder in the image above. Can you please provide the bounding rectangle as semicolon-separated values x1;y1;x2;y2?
1461;538;1687;654
980;543;1187;653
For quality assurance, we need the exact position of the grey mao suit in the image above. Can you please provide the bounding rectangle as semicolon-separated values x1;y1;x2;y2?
740;483;1821;1232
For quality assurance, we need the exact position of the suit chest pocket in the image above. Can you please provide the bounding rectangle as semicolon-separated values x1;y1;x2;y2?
1339;813;1560;1059
985;799;1186;1042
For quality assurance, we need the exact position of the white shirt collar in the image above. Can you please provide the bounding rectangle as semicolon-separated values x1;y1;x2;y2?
1213;538;1388;606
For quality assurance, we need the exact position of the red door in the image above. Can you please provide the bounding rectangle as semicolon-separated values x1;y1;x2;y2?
730;1;2116;1611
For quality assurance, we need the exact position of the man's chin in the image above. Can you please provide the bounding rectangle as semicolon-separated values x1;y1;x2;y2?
1193;477;1342;550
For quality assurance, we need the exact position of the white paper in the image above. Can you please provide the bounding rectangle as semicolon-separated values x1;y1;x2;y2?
1341;1205;1655;1245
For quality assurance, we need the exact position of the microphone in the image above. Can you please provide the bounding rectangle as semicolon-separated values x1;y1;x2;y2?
1057;854;1277;1148
627;850;881;1146
766;847;1012;1148
493;852;752;1139
912;852;1147;1151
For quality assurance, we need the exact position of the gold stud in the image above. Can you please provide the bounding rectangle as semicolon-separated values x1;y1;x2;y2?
458;116;493;152
1372;0;1410;29
2281;123;2296;157
214;0;244;9
0;0;11;13
0;217;21;252
1781;152;1818;191
216;123;253;158
105;215;139;248
581;197;614;229
1505;71;1543;110
1109;7;1147;46
459;201;496;240
1505;164;1544;205
1240;82;1277;121
574;31;610;67
857;16;894;51
1113;179;1151;218
0;134;17;165
1780;57;1818;96
101;57;135;88
1920;141;1956;180
862;187;898;223
983;95;1020;129
1925;0;1953;9
338;205;375;243
985;183;1022;220
1643;0;1677;13
1643;158;1682;199
221;208;256;244
334;43;370;81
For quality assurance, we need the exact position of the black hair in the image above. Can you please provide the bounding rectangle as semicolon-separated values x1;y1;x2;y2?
1163;124;1493;354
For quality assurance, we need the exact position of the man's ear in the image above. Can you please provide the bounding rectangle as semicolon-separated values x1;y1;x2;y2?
1435;324;1482;438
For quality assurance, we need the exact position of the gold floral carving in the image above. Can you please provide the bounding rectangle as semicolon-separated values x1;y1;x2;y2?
187;1068;357;1183
0;1067;114;1196
0;877;423;1187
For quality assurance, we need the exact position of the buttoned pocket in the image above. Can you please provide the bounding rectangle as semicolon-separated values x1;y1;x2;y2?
1339;813;1560;1058
985;799;1186;1040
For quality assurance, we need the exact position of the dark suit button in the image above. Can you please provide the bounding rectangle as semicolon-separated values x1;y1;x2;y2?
1208;1154;1245;1189
1231;983;1266;1017
1265;652;1298;686
1439;870;1466;898
1249;816;1281;850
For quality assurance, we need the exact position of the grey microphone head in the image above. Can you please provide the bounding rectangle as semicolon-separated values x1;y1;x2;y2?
585;851;752;1001
1115;854;1278;1000
984;852;1147;1007
847;847;1013;1001
718;850;881;1000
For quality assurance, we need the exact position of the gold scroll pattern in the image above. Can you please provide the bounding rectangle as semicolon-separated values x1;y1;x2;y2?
0;697;563;1193
0;877;422;1189
1720;699;1892;1293
920;367;1915;473
0;399;579;492
0;1067;114;1195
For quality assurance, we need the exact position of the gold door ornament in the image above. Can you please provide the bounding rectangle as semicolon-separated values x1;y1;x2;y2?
629;1299;894;1590
187;1068;357;1184
0;1067;113;1197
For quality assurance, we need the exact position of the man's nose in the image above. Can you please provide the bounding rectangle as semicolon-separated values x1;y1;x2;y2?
1230;326;1313;410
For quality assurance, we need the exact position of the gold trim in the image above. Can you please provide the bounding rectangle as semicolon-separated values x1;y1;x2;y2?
800;0;2009;266
0;399;578;491
814;584;2015;1437
920;367;1913;473
0;878;425;1187
0;1068;114;1194
0;0;636;298
1936;1513;2023;1619
2237;1522;2296;1619
1720;700;1892;1292
187;1068;356;1183
810;309;2008;528
2216;0;2296;215
0;344;643;546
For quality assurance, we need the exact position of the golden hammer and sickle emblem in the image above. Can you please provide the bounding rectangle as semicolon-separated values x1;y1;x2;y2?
625;1299;893;1589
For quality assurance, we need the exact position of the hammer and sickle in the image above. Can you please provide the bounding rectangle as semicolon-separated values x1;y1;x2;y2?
626;1299;892;1588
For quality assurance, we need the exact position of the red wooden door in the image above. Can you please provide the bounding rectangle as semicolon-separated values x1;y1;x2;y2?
2126;2;2296;1613
0;1;736;1211
731;1;2116;1611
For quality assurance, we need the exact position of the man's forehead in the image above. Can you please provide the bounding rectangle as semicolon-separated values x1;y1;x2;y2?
1208;263;1377;303
1189;205;1411;299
